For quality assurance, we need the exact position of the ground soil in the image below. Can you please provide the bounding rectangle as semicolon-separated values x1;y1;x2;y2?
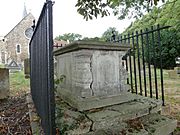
0;92;179;135
163;77;180;135
0;94;32;135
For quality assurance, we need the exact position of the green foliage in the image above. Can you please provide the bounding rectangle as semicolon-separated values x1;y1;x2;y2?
144;29;180;69
101;27;120;41
124;0;180;34
55;33;82;43
76;0;165;20
55;75;66;85
56;107;72;134
122;0;180;69
76;0;110;21
0;64;5;68
82;36;102;41
81;27;121;41
10;71;30;96
54;75;66;93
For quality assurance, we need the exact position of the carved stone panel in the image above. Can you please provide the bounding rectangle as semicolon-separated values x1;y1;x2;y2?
56;53;73;91
92;51;127;97
72;50;93;98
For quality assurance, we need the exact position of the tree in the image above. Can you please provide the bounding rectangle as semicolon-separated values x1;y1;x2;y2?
145;29;180;69
82;37;102;41
76;0;165;20
121;0;180;69
123;0;180;34
55;33;82;42
101;27;120;41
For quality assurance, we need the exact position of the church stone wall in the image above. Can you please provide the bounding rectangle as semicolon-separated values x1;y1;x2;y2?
0;40;6;64
5;13;34;64
0;41;3;64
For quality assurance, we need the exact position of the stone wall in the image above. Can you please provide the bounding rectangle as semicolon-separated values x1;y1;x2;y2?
0;39;6;64
54;41;131;110
0;68;9;99
0;41;3;64
4;13;34;64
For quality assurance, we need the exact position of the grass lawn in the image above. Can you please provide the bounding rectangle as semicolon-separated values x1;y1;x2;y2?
163;69;180;134
0;64;5;68
9;71;30;96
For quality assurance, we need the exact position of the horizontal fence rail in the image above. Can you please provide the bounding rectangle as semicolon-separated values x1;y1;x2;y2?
113;25;170;106
29;1;55;134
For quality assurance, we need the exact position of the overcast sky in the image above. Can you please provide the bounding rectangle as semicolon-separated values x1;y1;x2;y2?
0;0;132;38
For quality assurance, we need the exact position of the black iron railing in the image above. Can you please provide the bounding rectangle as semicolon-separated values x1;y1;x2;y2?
113;25;170;106
29;1;55;134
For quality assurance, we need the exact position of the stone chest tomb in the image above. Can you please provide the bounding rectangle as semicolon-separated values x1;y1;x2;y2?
54;41;133;111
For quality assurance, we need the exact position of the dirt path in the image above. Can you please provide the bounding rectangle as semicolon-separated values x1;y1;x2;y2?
0;94;32;135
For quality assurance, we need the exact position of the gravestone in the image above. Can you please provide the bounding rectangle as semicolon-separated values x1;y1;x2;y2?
6;60;21;72
0;68;9;99
168;56;180;79
24;58;30;78
175;56;180;74
54;41;133;111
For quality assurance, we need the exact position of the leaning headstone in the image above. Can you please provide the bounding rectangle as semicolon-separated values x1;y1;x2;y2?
168;70;180;79
174;67;180;75
24;58;30;78
175;56;180;74
0;68;9;99
6;60;21;72
168;56;180;79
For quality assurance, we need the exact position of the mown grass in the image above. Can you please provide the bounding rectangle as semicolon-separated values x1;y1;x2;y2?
0;64;5;68
129;67;179;98
1;65;30;96
9;71;30;96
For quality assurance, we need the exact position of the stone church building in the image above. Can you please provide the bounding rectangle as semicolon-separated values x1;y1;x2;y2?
0;5;34;66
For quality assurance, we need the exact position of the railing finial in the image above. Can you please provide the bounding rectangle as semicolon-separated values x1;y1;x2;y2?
111;30;116;42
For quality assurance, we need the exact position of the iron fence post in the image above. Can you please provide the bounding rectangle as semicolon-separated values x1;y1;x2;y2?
157;24;165;106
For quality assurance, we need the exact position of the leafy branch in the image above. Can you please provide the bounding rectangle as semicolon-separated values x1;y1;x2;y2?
76;0;166;20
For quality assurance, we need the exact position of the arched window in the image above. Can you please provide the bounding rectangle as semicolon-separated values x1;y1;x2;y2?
16;44;21;54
